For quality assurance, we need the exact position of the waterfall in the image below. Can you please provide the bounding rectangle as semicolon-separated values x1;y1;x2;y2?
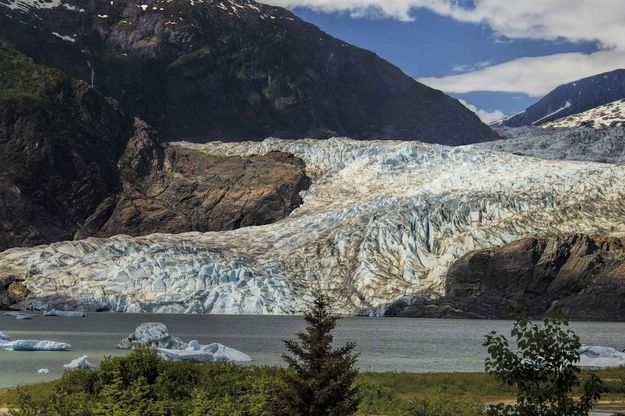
85;58;95;88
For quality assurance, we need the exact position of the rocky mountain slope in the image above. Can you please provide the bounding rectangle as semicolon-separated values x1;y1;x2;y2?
541;98;625;129
0;0;497;144
0;43;310;251
2;137;625;314
395;234;625;321
497;69;625;127
0;42;135;249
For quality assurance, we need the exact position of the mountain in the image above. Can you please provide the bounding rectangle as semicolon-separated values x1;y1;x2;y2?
0;43;310;251
541;98;625;129
0;0;497;144
498;69;625;127
3;136;625;314
395;234;625;321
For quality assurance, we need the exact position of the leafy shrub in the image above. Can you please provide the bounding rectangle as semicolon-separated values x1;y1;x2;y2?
484;316;602;416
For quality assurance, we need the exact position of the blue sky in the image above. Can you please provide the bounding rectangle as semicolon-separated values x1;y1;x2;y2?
262;0;625;123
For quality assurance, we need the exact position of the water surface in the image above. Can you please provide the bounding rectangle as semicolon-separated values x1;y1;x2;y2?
1;313;625;388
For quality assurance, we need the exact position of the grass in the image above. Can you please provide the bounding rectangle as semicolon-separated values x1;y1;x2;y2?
3;368;625;414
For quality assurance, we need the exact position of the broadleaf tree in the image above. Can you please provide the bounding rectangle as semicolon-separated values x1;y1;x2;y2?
484;316;602;416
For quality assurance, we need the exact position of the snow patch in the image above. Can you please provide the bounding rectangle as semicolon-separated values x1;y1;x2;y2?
532;101;572;125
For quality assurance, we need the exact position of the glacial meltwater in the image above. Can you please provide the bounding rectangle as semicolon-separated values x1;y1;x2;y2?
1;313;625;388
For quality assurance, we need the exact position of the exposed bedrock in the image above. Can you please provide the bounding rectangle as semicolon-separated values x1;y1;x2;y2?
395;234;625;321
77;127;311;239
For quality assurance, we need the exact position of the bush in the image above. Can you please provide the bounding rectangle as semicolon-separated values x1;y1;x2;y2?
10;349;281;416
484;316;602;416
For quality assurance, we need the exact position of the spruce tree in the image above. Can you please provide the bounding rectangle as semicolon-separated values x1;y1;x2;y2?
276;295;360;416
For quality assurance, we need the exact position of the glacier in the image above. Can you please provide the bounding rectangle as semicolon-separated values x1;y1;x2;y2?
1;137;625;314
477;126;625;164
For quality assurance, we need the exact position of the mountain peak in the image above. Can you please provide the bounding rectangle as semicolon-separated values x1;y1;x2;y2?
0;0;497;143
500;68;625;128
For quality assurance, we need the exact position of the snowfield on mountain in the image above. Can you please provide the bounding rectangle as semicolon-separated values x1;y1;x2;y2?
541;99;625;129
1;137;625;314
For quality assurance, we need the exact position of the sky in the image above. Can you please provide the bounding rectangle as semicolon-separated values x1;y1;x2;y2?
261;0;625;123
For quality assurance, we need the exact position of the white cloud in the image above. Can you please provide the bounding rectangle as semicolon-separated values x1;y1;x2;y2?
420;50;625;96
265;0;625;50
451;60;492;73
458;99;505;124
261;0;625;96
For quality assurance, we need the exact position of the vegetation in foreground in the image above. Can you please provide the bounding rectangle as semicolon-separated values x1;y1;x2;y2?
5;362;625;415
3;299;625;415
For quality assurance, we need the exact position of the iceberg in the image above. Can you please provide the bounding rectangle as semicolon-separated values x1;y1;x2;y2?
117;322;187;349
119;323;252;362
0;339;71;351
64;355;96;370
38;368;49;374
0;332;10;341
578;346;625;368
158;341;251;362
4;311;34;320
43;309;86;318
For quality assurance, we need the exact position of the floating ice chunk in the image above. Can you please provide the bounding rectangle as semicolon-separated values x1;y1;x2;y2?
117;322;186;349
186;340;201;350
158;343;251;362
0;340;71;351
4;311;34;320
64;355;96;370
578;345;625;368
43;309;87;318
202;343;252;362
0;332;10;341
38;368;49;374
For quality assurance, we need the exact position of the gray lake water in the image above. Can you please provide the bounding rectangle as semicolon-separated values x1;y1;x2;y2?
2;313;625;389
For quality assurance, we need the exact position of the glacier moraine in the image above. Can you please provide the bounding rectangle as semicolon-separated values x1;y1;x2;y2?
1;137;625;314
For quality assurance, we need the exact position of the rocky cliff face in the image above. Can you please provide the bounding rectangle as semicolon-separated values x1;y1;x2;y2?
0;44;310;252
396;234;625;321
0;43;134;249
79;131;310;238
0;0;498;144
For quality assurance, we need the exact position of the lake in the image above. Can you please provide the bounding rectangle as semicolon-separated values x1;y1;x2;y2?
1;313;625;388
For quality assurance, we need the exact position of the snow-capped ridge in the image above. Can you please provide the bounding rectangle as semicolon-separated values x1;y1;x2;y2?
542;99;625;129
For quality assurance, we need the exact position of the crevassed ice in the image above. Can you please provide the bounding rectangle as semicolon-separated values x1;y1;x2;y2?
2;137;625;314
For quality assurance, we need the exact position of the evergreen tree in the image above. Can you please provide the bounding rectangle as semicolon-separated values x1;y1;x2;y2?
276;295;361;416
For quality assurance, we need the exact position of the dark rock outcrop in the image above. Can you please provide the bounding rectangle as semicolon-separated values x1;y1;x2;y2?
0;0;498;144
0;273;29;309
396;234;625;320
0;44;310;251
78;125;311;238
500;69;625;127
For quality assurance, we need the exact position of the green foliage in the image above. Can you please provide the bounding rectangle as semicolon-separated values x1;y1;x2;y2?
276;295;361;416
8;349;281;416
400;396;484;416
484;316;603;416
0;42;66;106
